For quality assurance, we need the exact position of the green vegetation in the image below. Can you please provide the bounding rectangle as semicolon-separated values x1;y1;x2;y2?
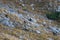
22;6;27;11
46;11;60;20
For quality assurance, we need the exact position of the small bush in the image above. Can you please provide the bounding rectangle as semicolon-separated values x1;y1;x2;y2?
46;11;60;20
22;6;27;11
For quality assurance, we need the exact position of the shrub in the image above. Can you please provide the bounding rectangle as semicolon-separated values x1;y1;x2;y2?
22;6;27;11
46;11;60;20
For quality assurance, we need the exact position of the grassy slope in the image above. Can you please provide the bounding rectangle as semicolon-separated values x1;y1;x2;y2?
0;0;60;40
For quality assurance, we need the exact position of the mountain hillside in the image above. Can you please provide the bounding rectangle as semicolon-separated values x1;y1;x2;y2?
0;0;60;40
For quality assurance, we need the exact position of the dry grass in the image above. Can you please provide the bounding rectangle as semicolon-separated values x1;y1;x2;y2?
0;0;60;40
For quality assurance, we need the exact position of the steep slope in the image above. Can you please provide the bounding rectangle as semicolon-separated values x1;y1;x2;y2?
0;0;60;40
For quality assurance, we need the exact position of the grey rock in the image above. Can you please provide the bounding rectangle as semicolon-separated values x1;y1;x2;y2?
56;6;60;12
20;0;23;2
0;16;14;27
47;38;54;40
48;26;60;35
35;30;41;34
22;4;25;6
30;4;34;7
32;7;34;10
